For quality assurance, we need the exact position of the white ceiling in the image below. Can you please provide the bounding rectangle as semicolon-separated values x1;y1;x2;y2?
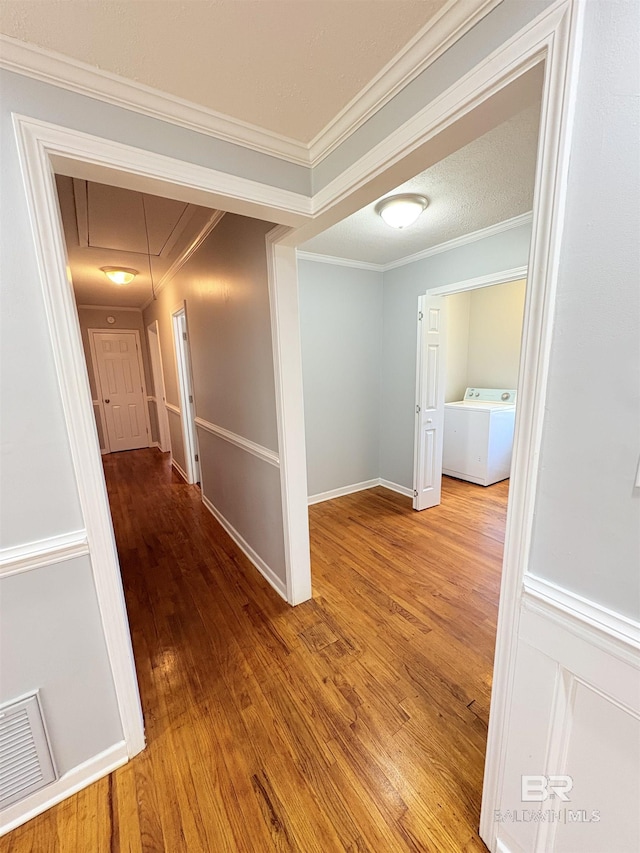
0;0;448;143
56;176;214;308
300;100;541;265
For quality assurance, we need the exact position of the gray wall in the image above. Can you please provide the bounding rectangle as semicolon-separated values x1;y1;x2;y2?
379;223;532;489
527;0;640;620
143;213;286;582
298;261;383;497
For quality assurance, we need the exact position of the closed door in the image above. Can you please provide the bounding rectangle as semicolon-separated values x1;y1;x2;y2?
93;331;149;452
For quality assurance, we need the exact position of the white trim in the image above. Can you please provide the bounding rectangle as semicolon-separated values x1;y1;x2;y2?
0;2;499;170
429;266;528;296
141;210;226;310
296;251;383;272
523;574;640;660
379;479;415;499
146;319;171;453
307;0;502;165
165;401;181;416
308;477;415;505
194;417;279;468
479;2;586;849
12;114;146;759
0;530;89;579
308;479;379;506
171;306;199;485
383;213;533;271
266;226;312;606
201;494;287;601
171;457;189;483
0;741;128;837
76;304;142;313
13;115;312;225
296;213;532;274
0;35;309;166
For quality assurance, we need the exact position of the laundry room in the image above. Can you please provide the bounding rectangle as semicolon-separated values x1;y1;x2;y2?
441;279;526;490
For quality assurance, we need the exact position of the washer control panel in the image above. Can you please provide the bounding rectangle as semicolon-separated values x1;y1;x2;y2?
464;388;517;404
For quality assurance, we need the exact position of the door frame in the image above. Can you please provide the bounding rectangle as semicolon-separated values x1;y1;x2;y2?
412;266;528;509
146;320;171;453
88;327;152;455
11;0;583;840
171;304;199;485
413;266;533;502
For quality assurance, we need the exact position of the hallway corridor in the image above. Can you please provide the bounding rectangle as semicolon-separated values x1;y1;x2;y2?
5;448;506;853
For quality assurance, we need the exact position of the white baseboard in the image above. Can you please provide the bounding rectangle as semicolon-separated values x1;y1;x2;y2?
378;478;414;498
201;494;287;601
0;741;128;836
308;478;379;505
171;458;188;483
308;477;413;505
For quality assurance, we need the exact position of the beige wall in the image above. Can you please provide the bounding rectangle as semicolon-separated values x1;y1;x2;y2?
444;279;526;401
76;305;158;445
444;291;471;403
466;279;526;389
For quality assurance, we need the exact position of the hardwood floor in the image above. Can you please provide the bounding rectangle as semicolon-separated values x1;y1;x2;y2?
4;449;508;853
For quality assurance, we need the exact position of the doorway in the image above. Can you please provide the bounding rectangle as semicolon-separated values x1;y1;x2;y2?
171;306;200;485
147;320;171;454
413;269;527;510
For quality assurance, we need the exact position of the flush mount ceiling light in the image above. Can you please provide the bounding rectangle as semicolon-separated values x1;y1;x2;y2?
375;193;429;229
101;267;138;286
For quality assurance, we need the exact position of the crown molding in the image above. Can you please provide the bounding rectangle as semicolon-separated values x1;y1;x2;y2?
76;304;142;312
0;34;309;166
295;250;383;272
307;0;503;166
1;1;501;170
141;210;226;310
382;211;533;270
297;212;533;273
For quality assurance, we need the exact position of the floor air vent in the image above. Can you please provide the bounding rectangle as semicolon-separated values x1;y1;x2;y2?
0;693;56;809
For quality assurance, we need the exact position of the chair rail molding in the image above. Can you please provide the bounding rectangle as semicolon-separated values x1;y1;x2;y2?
194;417;279;468
0;530;89;579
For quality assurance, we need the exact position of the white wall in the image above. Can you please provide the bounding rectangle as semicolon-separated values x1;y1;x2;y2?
298;260;383;497
143;213;287;585
380;222;533;489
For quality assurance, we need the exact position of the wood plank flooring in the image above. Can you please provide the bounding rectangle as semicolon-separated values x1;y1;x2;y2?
4;449;508;853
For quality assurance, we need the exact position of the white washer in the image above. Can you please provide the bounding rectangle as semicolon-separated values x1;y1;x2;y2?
443;388;517;486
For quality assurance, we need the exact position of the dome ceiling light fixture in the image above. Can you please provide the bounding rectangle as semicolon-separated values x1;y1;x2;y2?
375;193;429;229
101;267;138;286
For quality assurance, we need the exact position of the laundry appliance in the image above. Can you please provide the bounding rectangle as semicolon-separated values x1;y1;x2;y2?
442;388;517;486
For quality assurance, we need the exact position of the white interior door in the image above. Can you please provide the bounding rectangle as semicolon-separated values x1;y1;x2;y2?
147;321;171;453
413;294;446;510
172;308;200;485
93;330;149;453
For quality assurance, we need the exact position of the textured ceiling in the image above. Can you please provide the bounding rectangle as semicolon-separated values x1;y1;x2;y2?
0;0;448;142
56;176;214;308
300;101;541;264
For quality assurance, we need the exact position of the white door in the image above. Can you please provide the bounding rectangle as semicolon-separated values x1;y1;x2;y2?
93;331;149;453
147;321;171;453
413;294;446;510
172;308;200;485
